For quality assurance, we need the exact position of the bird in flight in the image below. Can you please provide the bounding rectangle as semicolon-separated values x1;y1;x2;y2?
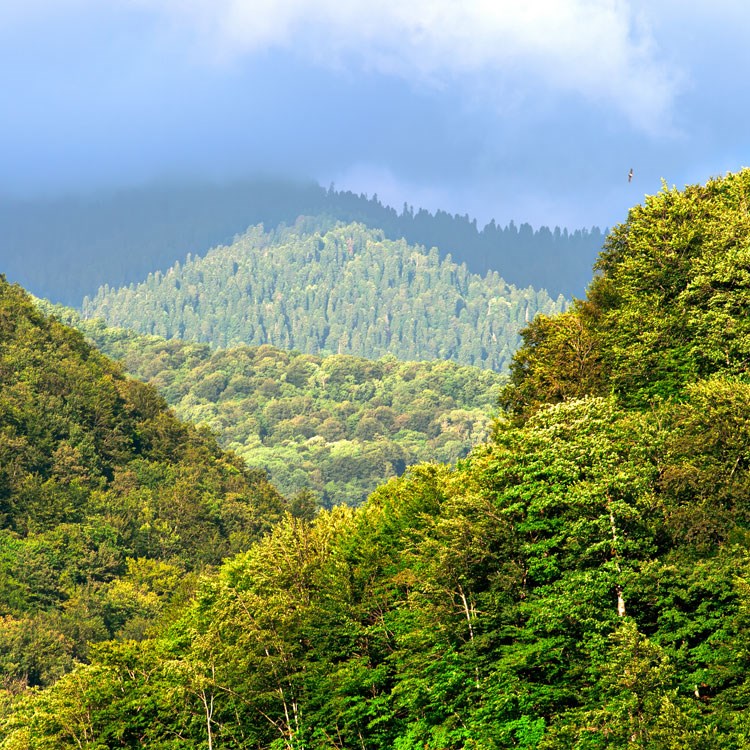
628;168;634;183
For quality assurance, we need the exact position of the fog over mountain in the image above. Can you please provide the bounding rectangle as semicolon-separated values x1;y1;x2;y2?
3;2;750;234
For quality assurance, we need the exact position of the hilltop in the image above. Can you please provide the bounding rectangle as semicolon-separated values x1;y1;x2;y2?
503;170;750;414
82;220;566;372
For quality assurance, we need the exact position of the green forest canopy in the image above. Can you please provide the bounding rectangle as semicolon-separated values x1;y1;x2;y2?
41;305;505;507
82;220;567;372
7;172;750;747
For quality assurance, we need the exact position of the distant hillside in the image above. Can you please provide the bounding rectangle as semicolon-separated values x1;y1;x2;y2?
42;304;505;507
1;179;604;304
82;220;566;371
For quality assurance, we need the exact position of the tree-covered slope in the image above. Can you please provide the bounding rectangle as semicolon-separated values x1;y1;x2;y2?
42;307;505;507
1;179;604;305
82;220;566;371
0;277;288;693
8;172;750;747
6;388;750;747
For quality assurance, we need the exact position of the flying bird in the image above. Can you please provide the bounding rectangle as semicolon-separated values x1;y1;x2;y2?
628;168;634;183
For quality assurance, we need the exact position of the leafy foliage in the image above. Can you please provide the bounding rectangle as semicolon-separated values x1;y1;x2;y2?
504;170;750;414
81;220;566;372
7;391;750;747
9;171;750;747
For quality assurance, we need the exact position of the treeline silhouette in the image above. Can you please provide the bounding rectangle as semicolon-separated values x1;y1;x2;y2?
1;179;604;306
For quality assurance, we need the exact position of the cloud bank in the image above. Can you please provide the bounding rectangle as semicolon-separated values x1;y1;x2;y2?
127;0;678;131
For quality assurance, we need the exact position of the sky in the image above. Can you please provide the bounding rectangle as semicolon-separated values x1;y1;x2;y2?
2;0;750;231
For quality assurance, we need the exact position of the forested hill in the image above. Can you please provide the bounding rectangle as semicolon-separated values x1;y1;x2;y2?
82;220;566;372
0;276;289;692
12;172;750;747
41;304;505;507
1;179;604;305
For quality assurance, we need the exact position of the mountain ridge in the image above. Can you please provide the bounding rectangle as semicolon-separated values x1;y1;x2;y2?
9;173;750;746
1;179;604;305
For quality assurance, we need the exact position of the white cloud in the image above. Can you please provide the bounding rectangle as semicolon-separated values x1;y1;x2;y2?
124;0;679;132
2;0;680;132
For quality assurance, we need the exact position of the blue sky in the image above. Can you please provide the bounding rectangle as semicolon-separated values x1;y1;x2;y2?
2;1;749;230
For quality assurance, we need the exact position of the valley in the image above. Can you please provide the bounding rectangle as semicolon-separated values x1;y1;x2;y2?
5;171;750;746
43;304;506;507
